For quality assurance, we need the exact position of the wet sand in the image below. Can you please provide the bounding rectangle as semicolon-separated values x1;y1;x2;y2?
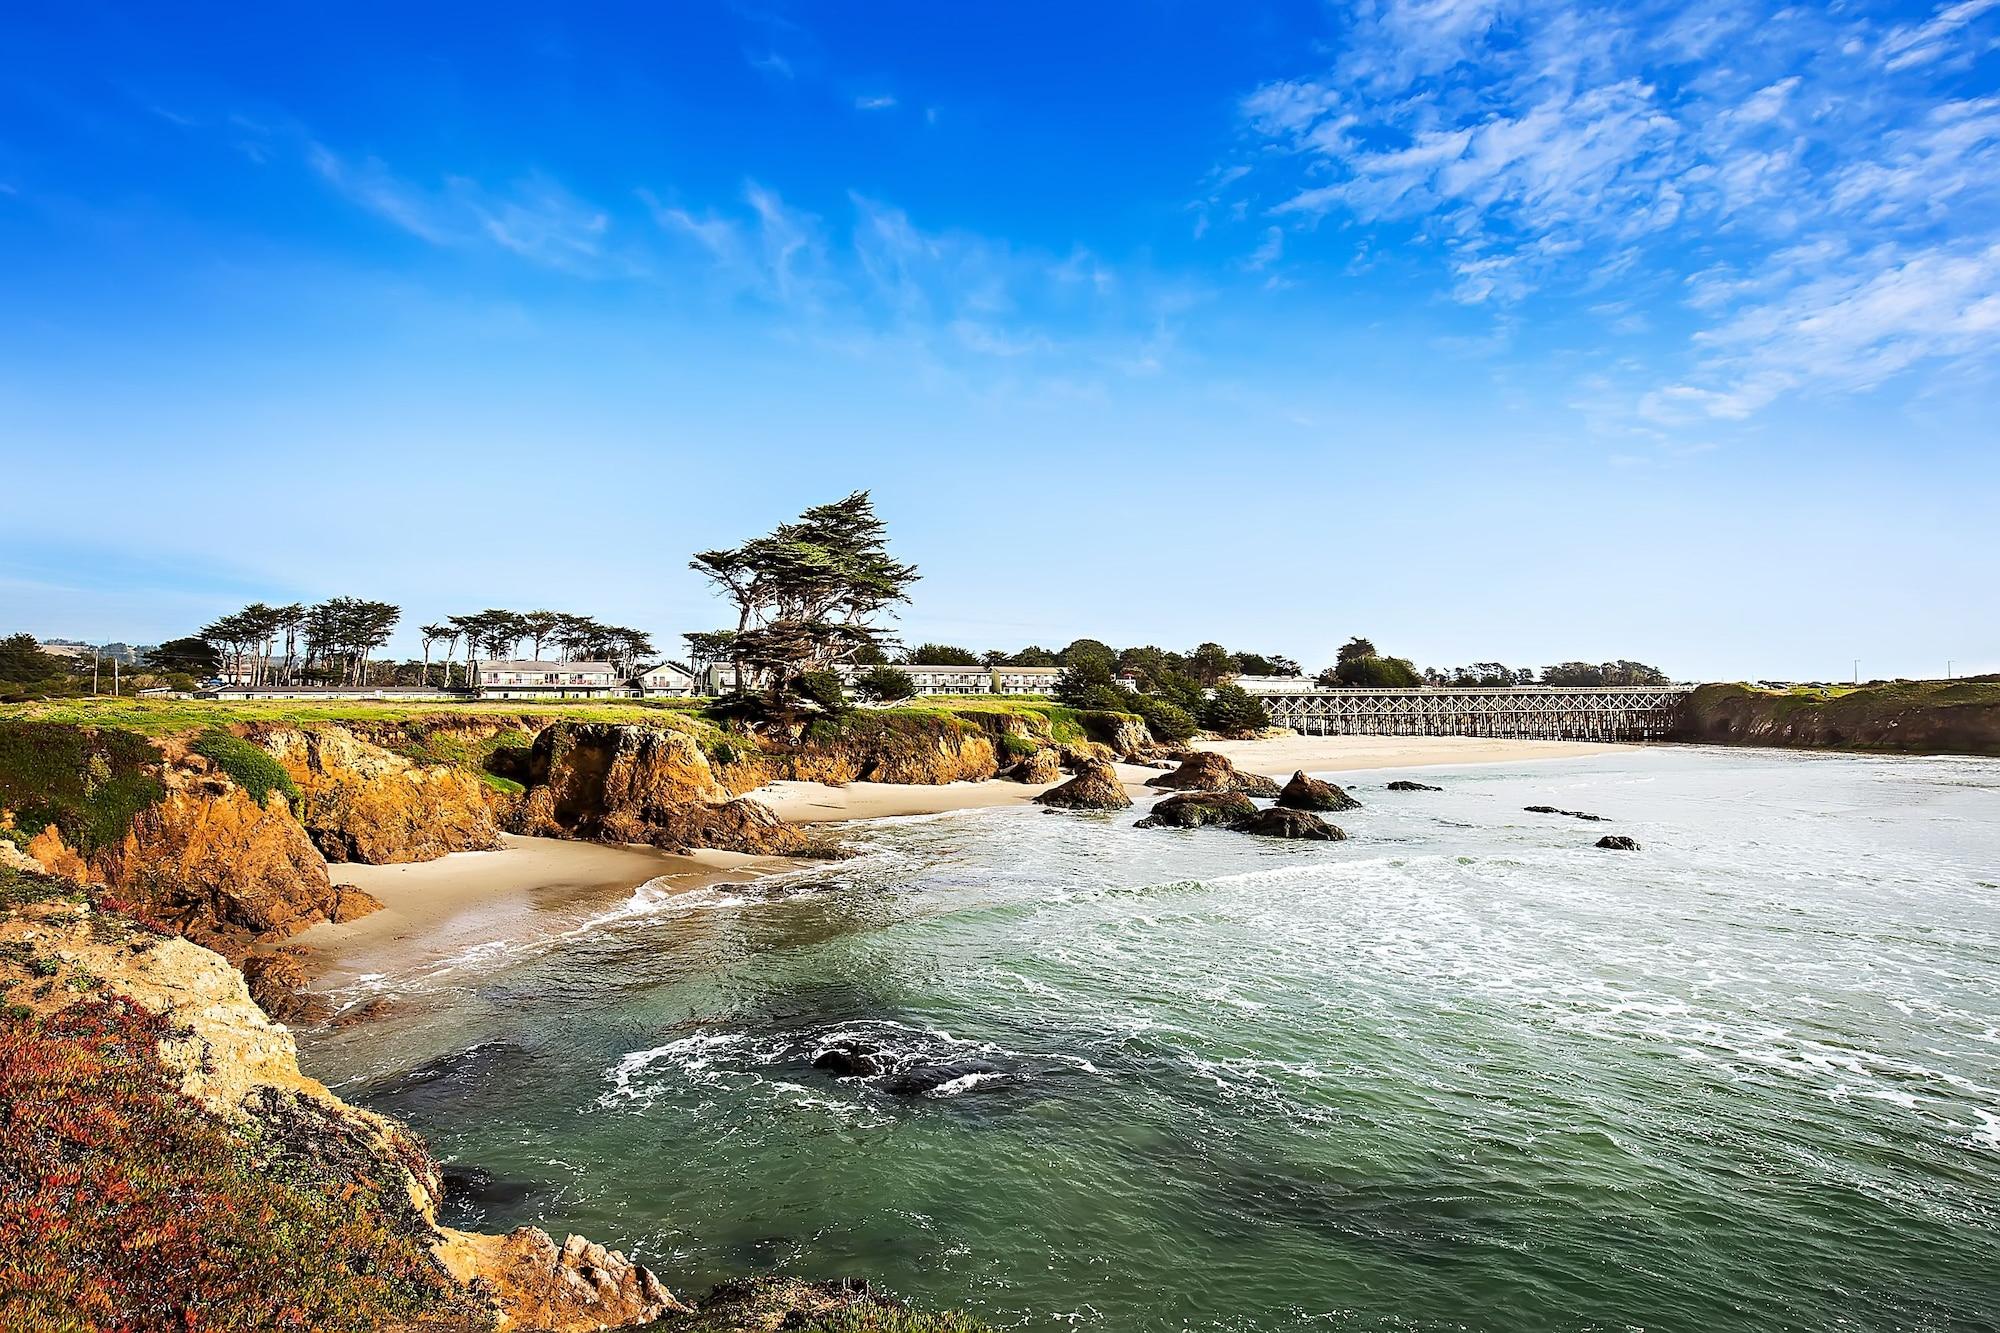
294;833;795;989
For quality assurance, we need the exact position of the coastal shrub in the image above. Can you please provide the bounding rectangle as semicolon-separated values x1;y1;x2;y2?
0;722;164;856
0;866;89;913
1135;696;1198;744
855;665;917;703
0;996;482;1332
1200;684;1272;736
996;733;1037;760
190;728;300;811
795;669;851;713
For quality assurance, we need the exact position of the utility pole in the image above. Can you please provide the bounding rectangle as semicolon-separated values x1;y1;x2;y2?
1852;659;1859;686
92;650;100;696
112;654;119;697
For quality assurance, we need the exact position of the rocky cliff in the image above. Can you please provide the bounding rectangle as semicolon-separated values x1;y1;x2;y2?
0;867;683;1332
1671;680;2000;756
250;724;502;864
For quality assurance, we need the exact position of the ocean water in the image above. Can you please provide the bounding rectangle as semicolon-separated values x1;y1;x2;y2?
299;748;2000;1332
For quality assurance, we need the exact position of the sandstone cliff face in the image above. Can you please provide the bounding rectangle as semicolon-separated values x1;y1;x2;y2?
23;772;377;960
514;723;805;855
1672;681;2000;756
1;890;684;1333
252;725;502;864
94;779;366;951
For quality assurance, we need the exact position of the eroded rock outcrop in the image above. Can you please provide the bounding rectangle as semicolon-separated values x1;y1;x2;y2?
252;725;501;864
1275;771;1361;812
1144;751;1282;797
515;722;805;855
437;1226;689;1330
1385;780;1442;792
1009;748;1065;784
1033;759;1133;810
1595;835;1642;851
1135;791;1258;829
91;780;359;952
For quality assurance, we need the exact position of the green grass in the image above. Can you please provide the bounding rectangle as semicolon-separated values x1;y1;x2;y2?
190;729;301;810
477;772;525;796
0;722;165;856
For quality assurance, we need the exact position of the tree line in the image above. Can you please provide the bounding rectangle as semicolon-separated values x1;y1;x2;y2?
169;603;657;688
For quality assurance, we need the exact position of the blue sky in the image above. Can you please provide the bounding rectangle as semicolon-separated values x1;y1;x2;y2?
2;1;1996;680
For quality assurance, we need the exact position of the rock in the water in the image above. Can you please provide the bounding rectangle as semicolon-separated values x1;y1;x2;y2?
1009;748;1064;784
1524;805;1608;821
1385;780;1442;792
1595;835;1641;851
883;1059;1001;1096
1231;807;1345;840
1135;791;1258;829
1275;771;1361;812
812;1042;887;1077
1144;751;1282;797
1033;760;1132;810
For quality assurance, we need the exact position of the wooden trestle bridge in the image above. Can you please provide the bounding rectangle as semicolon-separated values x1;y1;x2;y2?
1250;686;1693;741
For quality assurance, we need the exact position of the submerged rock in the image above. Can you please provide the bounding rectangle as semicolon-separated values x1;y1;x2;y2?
1144;751;1282;797
883;1059;1002;1097
812;1041;888;1077
1232;807;1345;840
1275;770;1361;812
1525;805;1608;822
1385;780;1442;792
1033;760;1132;810
1595;835;1642;851
1135;791;1258;829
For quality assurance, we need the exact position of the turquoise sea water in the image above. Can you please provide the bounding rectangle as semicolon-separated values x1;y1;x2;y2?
300;748;2000;1332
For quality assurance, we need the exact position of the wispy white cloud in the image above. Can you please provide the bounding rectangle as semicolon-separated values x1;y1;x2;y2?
855;94;897;111
308;143;615;274
1878;0;2000;71
1230;0;2000;421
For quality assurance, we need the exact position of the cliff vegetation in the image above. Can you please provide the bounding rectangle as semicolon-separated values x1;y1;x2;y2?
1673;679;2000;756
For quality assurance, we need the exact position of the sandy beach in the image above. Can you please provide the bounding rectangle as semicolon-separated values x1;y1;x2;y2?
299;735;1634;984
292;833;795;989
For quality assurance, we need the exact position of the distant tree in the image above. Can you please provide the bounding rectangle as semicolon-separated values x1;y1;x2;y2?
905;643;980;666
1003;645;1060;668
855;665;917;703
1234;652;1300;677
1189;642;1236;687
0;633;65;684
1058;638;1117;673
518;610;563;661
418;624;452;688
142;637;219;676
1321;654;1421;688
690;491;919;705
1054;656;1120;708
1336;637;1379;665
1116;646;1169;688
853;642;891;666
1200;684;1271;736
